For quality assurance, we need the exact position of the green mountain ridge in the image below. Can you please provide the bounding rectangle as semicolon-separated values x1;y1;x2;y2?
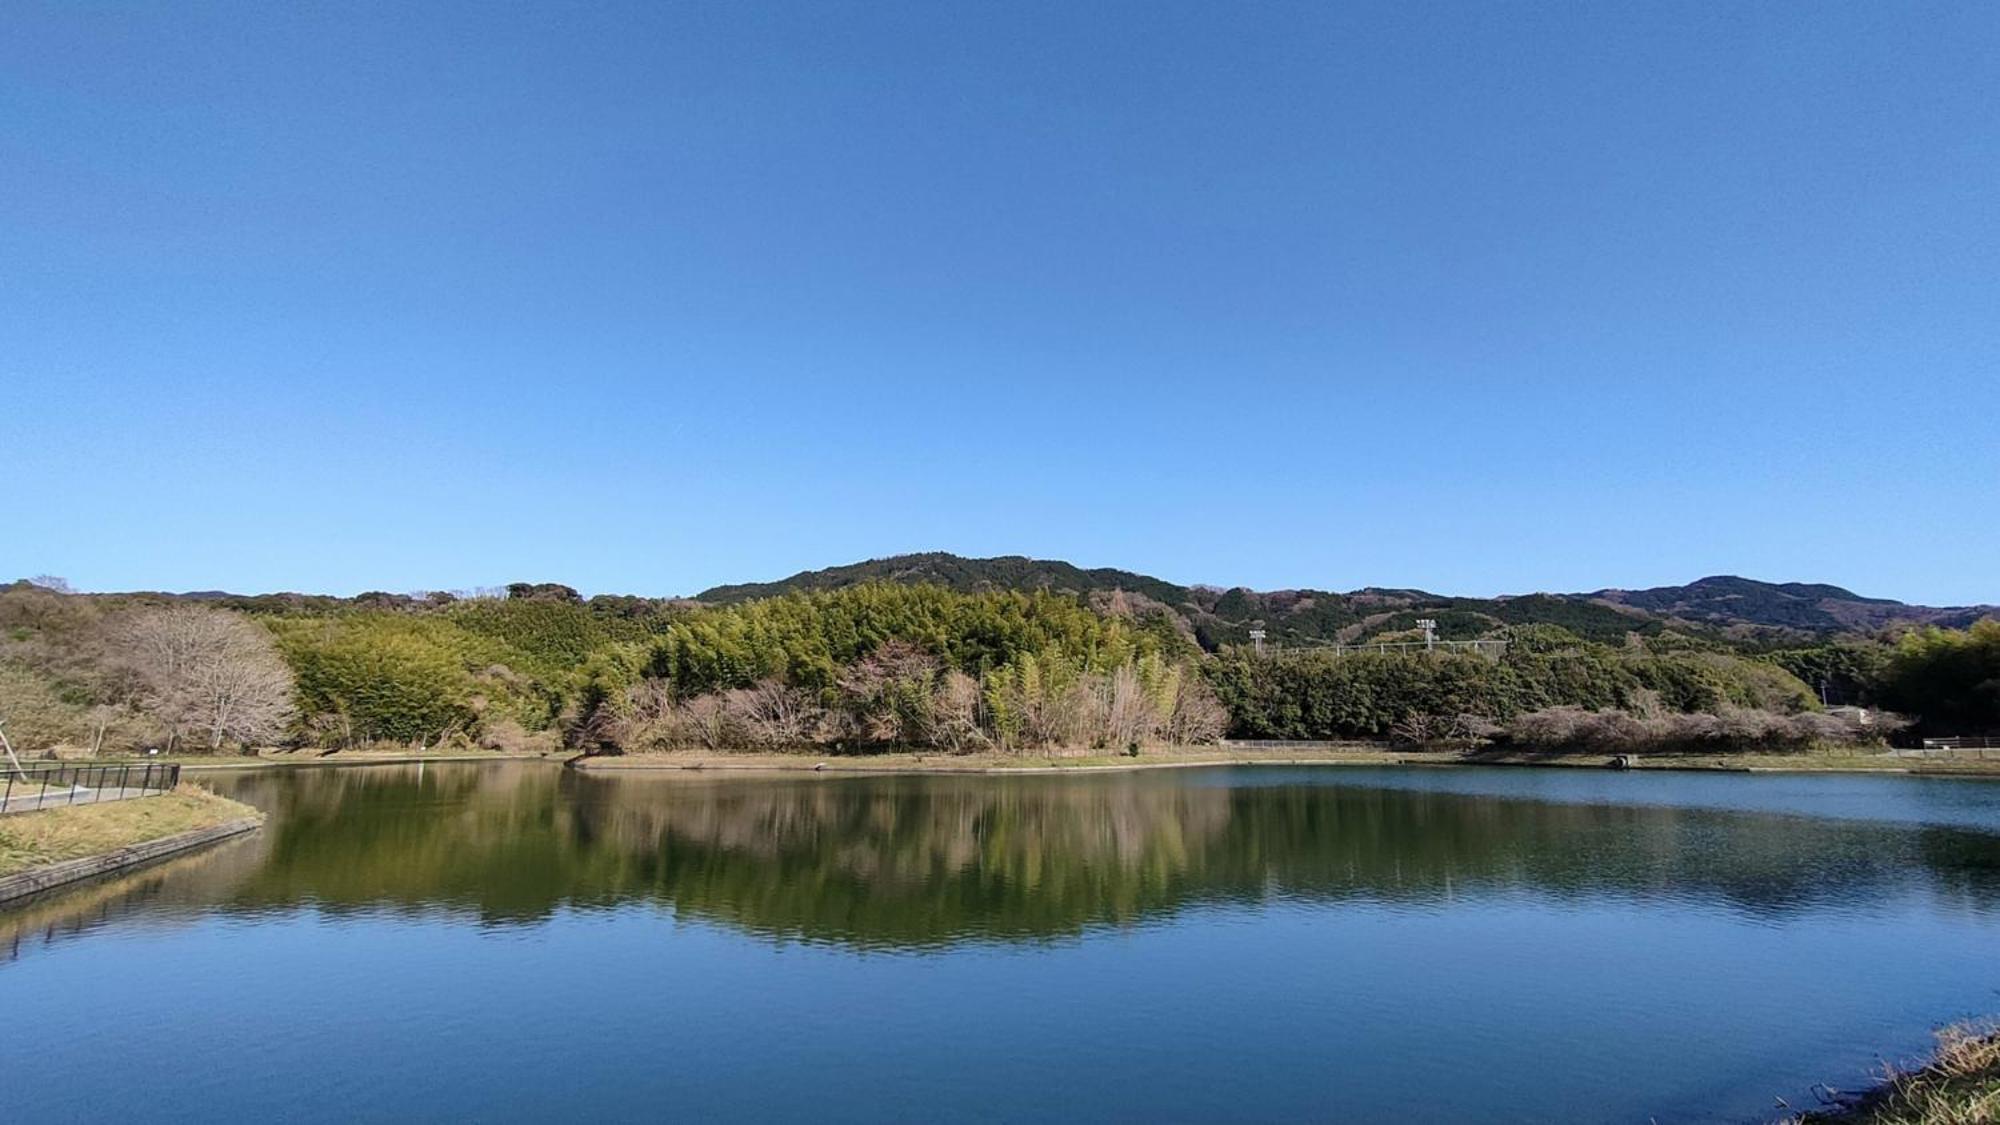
34;555;1990;651
1588;574;1986;632
695;553;1993;645
695;551;1188;608
9;558;1996;754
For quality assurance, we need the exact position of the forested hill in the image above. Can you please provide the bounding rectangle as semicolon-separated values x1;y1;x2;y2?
695;553;1992;647
696;552;1188;608
1589;576;1994;632
28;554;1989;650
6;564;1995;759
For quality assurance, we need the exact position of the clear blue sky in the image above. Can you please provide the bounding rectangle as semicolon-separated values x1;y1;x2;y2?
7;2;1996;603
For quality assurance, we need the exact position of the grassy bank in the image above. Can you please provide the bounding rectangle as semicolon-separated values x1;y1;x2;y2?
0;785;262;877
1793;1023;2000;1124
32;747;566;771
1466;749;2000;776
571;745;2000;776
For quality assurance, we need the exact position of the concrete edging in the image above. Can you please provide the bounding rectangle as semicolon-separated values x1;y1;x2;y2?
0;817;263;906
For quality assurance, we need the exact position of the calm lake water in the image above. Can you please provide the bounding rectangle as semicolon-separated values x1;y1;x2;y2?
5;763;2000;1123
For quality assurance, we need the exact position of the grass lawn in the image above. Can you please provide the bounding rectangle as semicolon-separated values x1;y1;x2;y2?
0;785;262;877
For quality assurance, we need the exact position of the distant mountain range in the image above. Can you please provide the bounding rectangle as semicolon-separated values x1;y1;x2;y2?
1586;575;1991;633
37;553;1989;652
696;552;1994;647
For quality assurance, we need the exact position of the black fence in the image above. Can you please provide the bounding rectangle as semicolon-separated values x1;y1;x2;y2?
0;762;182;813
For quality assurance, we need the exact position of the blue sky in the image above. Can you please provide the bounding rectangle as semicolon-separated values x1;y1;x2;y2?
6;2;1995;603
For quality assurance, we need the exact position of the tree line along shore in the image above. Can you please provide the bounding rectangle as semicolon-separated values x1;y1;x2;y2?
1;576;1995;762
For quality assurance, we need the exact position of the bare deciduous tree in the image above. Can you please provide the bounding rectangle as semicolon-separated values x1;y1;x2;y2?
932;671;987;753
1165;676;1229;746
837;642;942;745
85;702;127;757
734;680;821;748
1099;663;1150;749
1495;704;1900;754
608;652;1225;757
122;606;296;752
681;693;740;750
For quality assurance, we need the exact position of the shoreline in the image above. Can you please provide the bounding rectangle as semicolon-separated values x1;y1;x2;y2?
0;814;263;906
174;751;554;772
576;753;1413;776
1789;1022;2000;1123
49;747;2000;781
0;785;267;907
567;746;2000;778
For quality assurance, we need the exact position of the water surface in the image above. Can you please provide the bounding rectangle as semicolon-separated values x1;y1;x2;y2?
5;762;1998;1122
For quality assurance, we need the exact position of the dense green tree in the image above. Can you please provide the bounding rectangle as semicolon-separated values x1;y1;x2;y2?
275;616;486;744
1767;641;1892;707
1878;620;2000;734
644;584;1180;696
1205;639;1816;741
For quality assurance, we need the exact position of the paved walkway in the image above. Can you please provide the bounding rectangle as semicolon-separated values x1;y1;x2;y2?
0;785;164;815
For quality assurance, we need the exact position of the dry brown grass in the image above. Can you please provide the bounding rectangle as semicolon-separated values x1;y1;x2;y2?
0;784;261;877
1794;1023;2000;1124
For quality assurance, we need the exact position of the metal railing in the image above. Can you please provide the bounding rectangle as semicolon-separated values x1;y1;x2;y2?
0;762;182;814
1919;736;2000;750
1892;737;2000;760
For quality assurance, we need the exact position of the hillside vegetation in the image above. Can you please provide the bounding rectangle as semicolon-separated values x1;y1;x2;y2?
1;559;1992;759
698;553;1995;649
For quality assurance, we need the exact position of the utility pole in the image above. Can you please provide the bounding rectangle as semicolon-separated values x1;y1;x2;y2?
1417;618;1437;652
1249;623;1266;657
0;720;24;780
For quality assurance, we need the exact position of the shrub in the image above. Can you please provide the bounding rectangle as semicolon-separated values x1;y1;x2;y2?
1495;705;1891;755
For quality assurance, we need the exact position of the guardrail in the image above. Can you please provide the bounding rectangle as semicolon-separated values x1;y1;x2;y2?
1;762;182;814
1919;736;2000;750
1892;738;2000;760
